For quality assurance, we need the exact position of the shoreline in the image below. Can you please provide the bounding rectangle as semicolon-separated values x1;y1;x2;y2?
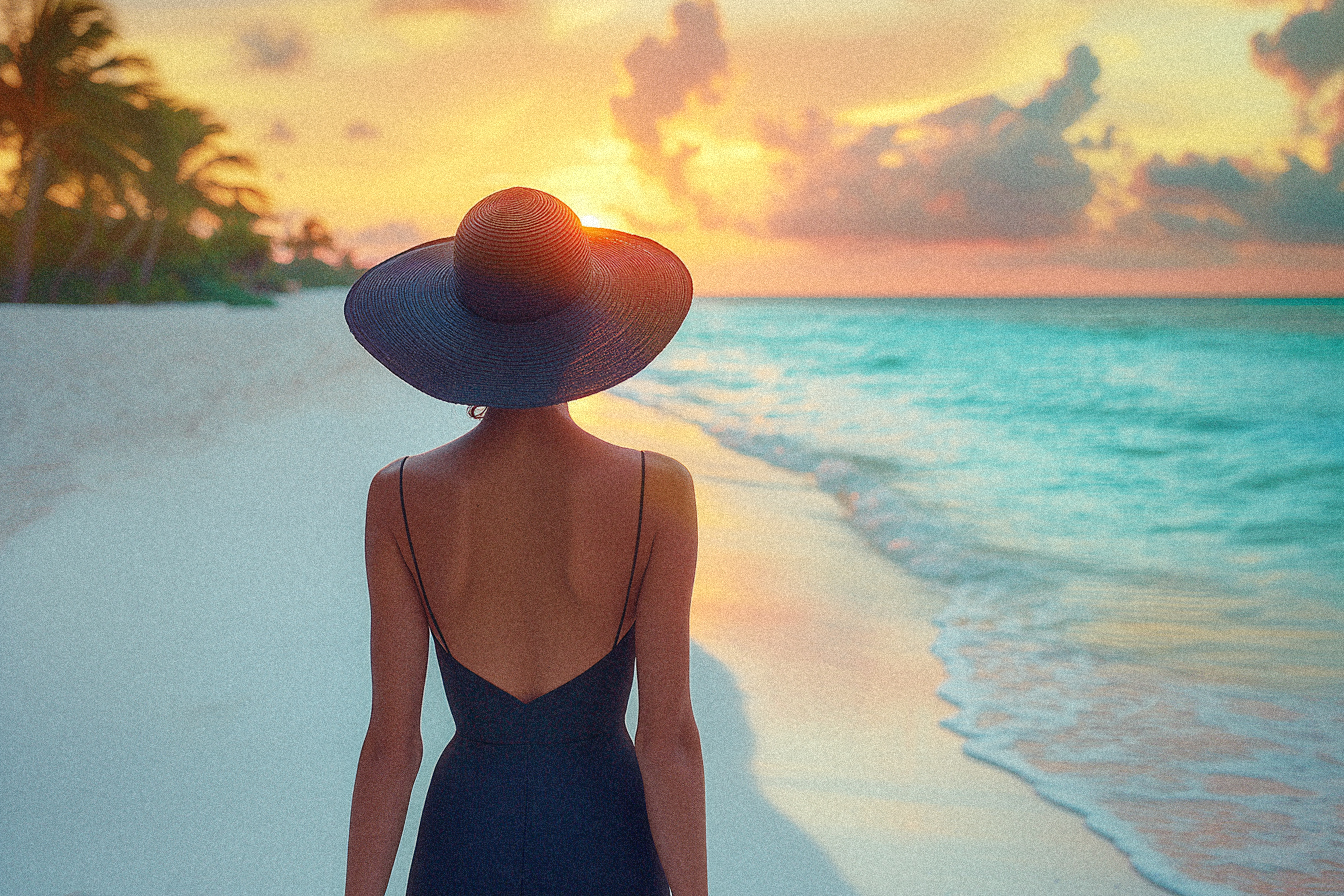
1;295;1168;894
575;392;1169;896
0;376;854;895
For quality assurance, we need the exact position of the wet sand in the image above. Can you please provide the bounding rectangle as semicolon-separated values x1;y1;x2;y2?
0;295;1168;894
575;392;1169;896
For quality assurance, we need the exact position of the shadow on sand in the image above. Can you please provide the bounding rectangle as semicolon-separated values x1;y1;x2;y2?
689;643;859;896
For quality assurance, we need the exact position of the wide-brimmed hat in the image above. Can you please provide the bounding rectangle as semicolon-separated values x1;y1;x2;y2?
344;187;692;408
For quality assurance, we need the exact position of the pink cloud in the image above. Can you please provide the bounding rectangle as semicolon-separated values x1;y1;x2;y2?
611;1;728;218
761;46;1102;242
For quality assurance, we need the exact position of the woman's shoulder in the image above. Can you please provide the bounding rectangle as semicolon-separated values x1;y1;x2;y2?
368;454;417;492
364;455;420;523
639;450;696;522
641;449;692;487
369;437;470;485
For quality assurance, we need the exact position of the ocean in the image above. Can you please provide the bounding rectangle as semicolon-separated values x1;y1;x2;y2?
2;294;1340;895
614;297;1344;896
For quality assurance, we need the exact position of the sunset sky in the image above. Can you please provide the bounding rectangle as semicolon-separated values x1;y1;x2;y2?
107;0;1344;296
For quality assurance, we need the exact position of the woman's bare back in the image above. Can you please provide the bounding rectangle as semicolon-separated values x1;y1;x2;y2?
351;404;704;896
343;186;704;896
398;406;652;704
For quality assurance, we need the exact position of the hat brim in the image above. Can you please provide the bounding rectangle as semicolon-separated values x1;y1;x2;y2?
344;228;692;408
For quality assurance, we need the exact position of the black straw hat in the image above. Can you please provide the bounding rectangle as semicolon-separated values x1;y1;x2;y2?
345;187;693;408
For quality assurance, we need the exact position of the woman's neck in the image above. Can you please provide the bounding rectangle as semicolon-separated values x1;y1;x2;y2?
469;403;579;447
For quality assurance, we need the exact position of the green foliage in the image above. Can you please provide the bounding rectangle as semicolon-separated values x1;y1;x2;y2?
0;0;360;305
257;254;364;292
2;178;278;304
1;0;153;301
253;215;363;292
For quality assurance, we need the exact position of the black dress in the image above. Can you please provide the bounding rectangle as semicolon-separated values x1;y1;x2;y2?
397;454;669;895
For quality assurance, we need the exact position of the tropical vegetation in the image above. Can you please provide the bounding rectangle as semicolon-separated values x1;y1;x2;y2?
0;0;359;305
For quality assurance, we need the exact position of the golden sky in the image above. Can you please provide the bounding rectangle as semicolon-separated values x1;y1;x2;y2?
112;0;1344;296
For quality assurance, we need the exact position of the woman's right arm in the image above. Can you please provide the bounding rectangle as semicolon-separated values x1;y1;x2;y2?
346;464;431;896
633;453;707;896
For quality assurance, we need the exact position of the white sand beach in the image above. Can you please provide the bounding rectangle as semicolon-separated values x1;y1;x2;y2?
0;293;1167;895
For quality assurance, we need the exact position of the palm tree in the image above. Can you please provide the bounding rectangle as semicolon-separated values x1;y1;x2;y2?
45;168;120;300
125;96;264;292
40;91;145;299
286;216;335;262
1;0;149;303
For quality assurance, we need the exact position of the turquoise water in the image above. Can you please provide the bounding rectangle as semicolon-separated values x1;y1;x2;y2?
615;298;1344;896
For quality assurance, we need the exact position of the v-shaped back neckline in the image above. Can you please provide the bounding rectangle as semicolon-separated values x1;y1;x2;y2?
438;622;636;706
396;451;648;708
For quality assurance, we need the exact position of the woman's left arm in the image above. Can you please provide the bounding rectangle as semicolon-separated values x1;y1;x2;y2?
632;453;706;896
345;463;431;896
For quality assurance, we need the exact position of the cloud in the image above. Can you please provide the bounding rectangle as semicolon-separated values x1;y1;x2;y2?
1252;0;1344;143
1117;0;1344;246
237;22;310;72
373;0;522;14
1252;0;1344;93
1143;155;1257;196
610;0;729;212
344;120;383;141
1134;147;1344;244
761;45;1102;242
265;120;296;143
1076;125;1115;151
355;220;426;245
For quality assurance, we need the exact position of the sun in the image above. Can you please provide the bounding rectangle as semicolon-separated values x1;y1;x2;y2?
580;215;606;228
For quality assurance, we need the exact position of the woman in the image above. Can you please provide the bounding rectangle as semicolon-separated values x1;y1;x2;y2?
342;187;707;896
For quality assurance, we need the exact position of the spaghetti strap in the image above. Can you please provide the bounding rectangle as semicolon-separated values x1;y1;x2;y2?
398;456;449;653
402;447;669;893
613;450;646;650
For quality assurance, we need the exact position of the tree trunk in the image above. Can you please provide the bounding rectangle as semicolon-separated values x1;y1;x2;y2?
49;205;107;301
94;213;148;303
10;136;51;304
136;210;168;289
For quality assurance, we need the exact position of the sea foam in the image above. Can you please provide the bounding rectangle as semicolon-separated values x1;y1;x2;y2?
616;297;1344;896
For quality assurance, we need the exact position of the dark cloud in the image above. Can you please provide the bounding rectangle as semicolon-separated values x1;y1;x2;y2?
1126;0;1344;245
1253;0;1344;144
1134;145;1344;244
237;22;310;72
1144;156;1257;196
610;1;728;213
761;45;1102;242
1252;0;1344;93
374;0;522;15
1076;125;1115;151
1021;43;1102;130
344;120;383;141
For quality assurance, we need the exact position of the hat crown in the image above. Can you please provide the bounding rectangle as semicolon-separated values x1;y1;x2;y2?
453;188;592;323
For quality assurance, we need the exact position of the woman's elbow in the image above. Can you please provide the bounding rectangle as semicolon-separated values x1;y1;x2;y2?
360;723;424;771
635;713;702;767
